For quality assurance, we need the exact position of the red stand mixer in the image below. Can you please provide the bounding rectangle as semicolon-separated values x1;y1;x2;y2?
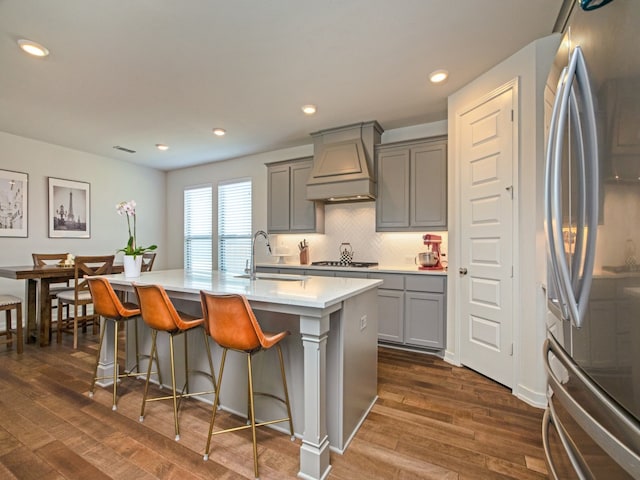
417;234;444;270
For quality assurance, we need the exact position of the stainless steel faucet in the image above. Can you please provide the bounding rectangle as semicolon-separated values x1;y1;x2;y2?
247;230;271;279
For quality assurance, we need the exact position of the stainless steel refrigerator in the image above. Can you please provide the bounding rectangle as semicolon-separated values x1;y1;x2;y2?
543;0;640;478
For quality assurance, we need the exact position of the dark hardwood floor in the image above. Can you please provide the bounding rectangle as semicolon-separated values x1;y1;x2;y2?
0;333;549;479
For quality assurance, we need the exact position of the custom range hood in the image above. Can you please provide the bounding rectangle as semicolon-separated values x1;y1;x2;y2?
306;121;383;202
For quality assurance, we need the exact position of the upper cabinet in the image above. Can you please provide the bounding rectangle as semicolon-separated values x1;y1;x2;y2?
376;136;447;231
266;157;324;234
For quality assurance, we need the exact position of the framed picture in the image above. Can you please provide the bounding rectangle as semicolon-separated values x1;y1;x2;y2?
48;177;90;238
0;169;28;237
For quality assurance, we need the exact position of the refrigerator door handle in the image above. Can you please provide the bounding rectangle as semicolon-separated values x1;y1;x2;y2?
572;46;599;327
548;46;598;329
543;400;595;480
550;52;580;325
568;87;587;297
545;66;571;320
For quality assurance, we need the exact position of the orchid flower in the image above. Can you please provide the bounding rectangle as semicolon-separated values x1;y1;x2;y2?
116;200;157;258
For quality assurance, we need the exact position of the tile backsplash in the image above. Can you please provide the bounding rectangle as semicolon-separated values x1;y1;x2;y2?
271;202;448;266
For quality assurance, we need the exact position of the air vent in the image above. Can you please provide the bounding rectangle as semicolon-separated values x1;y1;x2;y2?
113;145;136;154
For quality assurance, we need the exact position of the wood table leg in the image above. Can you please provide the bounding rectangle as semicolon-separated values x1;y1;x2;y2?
39;279;52;347
25;279;37;344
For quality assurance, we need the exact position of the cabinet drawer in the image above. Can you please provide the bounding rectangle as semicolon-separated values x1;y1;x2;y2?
256;266;279;274
405;275;445;293
307;270;335;277
369;273;404;290
285;268;306;276
335;271;368;278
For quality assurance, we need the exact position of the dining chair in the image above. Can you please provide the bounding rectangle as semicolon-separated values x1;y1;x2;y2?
199;291;294;478
141;252;156;272
32;253;74;333
86;276;161;411
56;255;114;349
0;295;23;354
133;283;217;441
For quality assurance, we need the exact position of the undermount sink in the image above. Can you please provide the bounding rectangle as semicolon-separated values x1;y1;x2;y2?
234;273;309;281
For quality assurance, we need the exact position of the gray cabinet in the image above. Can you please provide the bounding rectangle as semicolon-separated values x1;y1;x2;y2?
404;275;445;349
377;289;404;343
266;157;324;234
257;266;447;351
371;272;446;350
376;136;447;231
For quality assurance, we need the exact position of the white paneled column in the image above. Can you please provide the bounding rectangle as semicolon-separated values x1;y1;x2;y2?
95;317;116;387
298;312;331;480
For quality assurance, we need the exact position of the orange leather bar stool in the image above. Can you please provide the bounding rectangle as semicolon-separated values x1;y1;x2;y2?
86;277;161;411
200;291;294;479
0;295;23;354
134;283;217;441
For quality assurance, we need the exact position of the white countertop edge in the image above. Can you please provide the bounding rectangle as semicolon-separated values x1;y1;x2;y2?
103;269;383;310
257;262;448;276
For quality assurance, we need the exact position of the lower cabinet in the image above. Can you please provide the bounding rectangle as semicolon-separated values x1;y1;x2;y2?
404;291;444;349
371;273;446;351
257;266;447;351
377;289;404;343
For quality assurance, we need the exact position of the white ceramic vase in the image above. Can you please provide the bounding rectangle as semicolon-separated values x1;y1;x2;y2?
123;254;143;278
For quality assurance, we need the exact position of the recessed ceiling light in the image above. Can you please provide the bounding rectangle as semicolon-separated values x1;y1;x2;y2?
212;128;226;136
301;104;317;115
156;144;169;151
17;39;49;57
429;69;449;84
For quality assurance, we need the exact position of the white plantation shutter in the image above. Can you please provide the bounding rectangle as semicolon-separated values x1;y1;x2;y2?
184;185;212;273
218;179;252;273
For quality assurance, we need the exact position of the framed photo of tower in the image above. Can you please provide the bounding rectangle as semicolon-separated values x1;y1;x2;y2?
0;169;28;237
48;177;90;238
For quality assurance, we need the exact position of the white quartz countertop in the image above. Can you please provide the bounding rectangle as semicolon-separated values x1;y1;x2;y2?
257;262;448;276
105;268;382;309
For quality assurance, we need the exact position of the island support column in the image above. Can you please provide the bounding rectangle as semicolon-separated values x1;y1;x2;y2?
95;319;117;387
298;311;331;480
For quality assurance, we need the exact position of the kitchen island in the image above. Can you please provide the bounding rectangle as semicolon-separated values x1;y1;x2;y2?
103;269;381;480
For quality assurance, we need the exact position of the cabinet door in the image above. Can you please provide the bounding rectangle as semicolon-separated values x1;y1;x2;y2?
290;161;316;232
376;148;410;230
267;165;291;232
411;142;447;228
404;291;445;349
377;289;404;343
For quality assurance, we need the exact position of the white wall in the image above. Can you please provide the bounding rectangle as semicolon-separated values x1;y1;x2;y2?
0;131;166;301
447;33;560;408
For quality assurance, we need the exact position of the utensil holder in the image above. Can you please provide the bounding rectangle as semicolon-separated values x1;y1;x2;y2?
300;247;309;265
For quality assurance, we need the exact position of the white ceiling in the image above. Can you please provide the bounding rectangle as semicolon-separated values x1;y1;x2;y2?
0;0;562;171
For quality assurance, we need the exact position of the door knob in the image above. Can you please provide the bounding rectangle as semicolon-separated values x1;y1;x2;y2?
459;267;468;275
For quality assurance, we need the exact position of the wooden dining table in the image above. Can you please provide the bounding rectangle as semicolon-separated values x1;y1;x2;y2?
0;263;123;347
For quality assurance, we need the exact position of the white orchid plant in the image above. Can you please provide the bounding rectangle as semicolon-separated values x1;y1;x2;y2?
116;200;157;257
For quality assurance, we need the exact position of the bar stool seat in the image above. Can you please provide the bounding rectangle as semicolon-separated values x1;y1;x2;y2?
134;283;217;441
0;295;23;354
86;277;161;411
199;291;294;479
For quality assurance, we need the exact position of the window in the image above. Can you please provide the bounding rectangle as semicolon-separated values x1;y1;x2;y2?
184;185;212;273
218;179;252;273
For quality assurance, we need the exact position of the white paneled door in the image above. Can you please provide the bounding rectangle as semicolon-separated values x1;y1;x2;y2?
458;84;515;388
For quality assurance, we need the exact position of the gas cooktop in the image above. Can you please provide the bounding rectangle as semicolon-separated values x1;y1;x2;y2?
311;261;378;268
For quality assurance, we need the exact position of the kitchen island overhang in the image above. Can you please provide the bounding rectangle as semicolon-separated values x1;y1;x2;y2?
101;269;382;480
